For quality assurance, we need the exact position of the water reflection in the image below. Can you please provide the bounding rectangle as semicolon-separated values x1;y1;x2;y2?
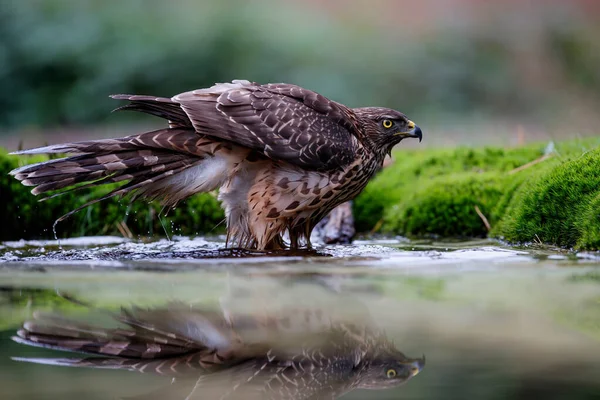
11;298;425;399
4;260;600;400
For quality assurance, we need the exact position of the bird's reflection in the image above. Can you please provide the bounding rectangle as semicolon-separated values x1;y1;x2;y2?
12;298;424;399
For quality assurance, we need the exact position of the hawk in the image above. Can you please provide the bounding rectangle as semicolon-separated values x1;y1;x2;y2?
13;304;425;399
10;80;422;250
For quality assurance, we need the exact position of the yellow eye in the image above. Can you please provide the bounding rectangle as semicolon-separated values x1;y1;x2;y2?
386;369;397;378
382;119;393;129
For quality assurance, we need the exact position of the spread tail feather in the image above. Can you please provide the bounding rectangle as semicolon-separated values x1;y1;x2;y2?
10;352;224;376
12;306;238;376
10;355;153;372
13;312;199;359
10;128;232;221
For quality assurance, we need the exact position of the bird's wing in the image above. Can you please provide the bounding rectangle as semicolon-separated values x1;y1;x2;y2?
13;304;364;399
12;305;238;359
172;80;361;171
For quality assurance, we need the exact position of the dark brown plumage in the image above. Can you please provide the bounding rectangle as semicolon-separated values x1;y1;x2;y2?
13;304;425;399
10;80;422;249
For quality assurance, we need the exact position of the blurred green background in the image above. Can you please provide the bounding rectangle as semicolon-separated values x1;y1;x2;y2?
1;0;599;150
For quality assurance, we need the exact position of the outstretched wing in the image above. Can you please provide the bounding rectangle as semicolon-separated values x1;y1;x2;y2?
12;304;368;399
172;80;361;171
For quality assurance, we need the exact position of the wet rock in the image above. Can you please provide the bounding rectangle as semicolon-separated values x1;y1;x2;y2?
314;201;356;244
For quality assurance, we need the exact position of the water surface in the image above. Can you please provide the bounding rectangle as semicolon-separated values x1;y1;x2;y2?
1;237;599;399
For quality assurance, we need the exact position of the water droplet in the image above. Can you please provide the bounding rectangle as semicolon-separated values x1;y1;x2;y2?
52;220;62;250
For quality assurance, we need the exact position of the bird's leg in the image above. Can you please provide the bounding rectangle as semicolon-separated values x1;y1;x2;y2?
305;236;313;250
264;235;286;251
225;221;232;248
274;234;287;250
289;229;299;250
304;219;313;250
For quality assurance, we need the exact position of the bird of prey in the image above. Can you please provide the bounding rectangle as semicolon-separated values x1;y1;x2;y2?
10;80;422;250
13;303;425;400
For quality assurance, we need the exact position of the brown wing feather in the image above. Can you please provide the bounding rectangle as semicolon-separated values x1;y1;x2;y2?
110;94;193;128
173;81;361;171
13;316;200;359
12;306;238;360
9;128;223;214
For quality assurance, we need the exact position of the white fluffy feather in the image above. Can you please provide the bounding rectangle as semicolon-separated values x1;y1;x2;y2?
143;155;231;203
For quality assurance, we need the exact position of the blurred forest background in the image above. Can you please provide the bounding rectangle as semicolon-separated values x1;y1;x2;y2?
0;0;599;149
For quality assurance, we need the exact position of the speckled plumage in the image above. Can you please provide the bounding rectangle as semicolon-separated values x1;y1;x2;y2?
10;80;422;249
13;305;425;399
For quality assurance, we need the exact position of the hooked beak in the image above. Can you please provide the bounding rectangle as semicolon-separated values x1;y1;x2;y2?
394;120;423;142
404;354;426;377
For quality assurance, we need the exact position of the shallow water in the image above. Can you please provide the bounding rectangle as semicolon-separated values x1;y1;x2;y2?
1;237;599;399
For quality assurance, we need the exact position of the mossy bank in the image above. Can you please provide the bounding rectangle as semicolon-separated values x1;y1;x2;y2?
355;137;600;250
2;138;600;250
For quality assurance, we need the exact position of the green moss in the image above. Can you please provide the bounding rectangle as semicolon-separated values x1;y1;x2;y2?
575;193;600;250
493;148;600;248
0;149;77;239
355;144;547;235
355;137;600;248
385;172;508;237
0;150;225;240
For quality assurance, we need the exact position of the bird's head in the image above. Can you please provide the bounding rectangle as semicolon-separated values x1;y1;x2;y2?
354;107;423;155
356;350;425;390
